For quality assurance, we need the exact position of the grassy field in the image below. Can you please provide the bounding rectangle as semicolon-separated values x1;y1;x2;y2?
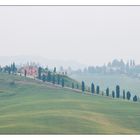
70;73;140;98
0;73;140;134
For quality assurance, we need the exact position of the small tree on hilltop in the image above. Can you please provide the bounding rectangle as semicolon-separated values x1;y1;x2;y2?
106;87;109;96
96;85;100;94
126;91;131;100
91;83;95;96
116;85;120;98
123;90;125;99
112;91;115;98
82;81;85;95
133;95;137;102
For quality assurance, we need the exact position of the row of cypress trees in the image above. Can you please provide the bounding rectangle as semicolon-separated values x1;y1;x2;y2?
80;81;138;102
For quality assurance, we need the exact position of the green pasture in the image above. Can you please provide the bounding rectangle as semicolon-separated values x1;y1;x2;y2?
0;73;139;134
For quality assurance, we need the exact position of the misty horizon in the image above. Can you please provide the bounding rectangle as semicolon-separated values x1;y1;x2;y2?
0;6;140;66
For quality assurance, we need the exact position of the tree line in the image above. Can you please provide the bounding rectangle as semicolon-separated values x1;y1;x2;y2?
80;81;138;102
0;62;138;102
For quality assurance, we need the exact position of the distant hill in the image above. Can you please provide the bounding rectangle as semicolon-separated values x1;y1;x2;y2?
0;55;86;70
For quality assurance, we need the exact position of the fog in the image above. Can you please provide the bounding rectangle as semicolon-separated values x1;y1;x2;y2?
0;6;140;66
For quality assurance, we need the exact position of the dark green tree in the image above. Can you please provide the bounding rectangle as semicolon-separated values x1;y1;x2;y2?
106;87;109;96
126;91;131;100
133;95;137;102
52;75;55;84
38;67;42;80
57;74;60;85
11;62;17;74
82;81;85;94
116;85;120;98
91;83;95;96
42;74;46;82
62;78;64;87
112;91;115;98
123;90;125;99
96;85;100;94
47;71;51;82
72;83;74;89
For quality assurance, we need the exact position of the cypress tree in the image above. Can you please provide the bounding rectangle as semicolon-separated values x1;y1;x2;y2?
62;78;64;87
91;83;95;96
38;67;42;80
57;74;60;85
126;91;131;100
133;95;137;102
82;81;85;95
123;90;125;99
96;85;100;94
47;71;51;82
106;88;109;96
112;90;115;98
52;75;55;84
116;85;120;98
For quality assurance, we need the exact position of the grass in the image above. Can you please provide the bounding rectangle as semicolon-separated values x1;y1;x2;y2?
0;73;140;134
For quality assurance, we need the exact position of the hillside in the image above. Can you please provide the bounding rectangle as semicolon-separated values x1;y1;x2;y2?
0;73;140;134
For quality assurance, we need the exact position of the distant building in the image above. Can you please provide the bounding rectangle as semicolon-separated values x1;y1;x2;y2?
19;65;38;77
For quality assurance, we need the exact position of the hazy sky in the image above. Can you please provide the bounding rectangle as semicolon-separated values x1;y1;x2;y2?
0;6;140;66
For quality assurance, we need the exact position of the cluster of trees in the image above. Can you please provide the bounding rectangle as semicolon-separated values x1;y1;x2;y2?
37;66;65;88
0;62;17;74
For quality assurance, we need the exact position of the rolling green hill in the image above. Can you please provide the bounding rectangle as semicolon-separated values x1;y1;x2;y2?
0;73;140;134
